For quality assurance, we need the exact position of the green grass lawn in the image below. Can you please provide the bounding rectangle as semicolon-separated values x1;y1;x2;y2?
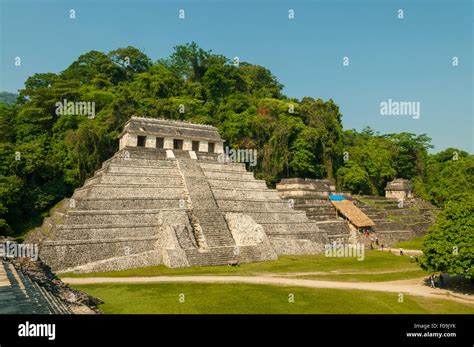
61;250;424;279
393;237;425;250
72;282;474;314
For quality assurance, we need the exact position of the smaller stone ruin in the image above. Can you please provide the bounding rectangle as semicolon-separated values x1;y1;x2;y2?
384;178;413;200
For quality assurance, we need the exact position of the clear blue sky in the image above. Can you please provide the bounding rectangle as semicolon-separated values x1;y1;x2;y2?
1;0;472;152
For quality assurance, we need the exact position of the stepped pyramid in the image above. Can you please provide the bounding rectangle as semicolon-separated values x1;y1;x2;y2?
353;196;438;246
276;178;438;248
27;117;328;273
277;178;356;243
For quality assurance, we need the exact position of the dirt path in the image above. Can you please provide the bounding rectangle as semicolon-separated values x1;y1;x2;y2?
63;275;474;304
266;268;422;277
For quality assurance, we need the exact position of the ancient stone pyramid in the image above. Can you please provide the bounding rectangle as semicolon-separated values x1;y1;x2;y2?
27;117;328;273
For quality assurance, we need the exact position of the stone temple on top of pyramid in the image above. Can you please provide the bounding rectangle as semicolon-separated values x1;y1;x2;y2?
27;117;331;273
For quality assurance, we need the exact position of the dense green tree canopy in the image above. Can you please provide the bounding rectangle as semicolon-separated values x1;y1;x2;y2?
336;129;434;195
420;199;474;279
413;148;474;207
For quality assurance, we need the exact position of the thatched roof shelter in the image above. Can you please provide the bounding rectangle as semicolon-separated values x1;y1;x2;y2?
331;199;375;228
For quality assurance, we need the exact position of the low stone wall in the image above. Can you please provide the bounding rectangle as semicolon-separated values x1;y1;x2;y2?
270;236;327;255
358;230;413;248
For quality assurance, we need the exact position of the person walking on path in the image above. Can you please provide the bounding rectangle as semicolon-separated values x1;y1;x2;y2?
430;275;436;289
399;248;404;256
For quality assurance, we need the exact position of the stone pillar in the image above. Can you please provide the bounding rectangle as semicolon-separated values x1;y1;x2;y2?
164;137;174;149
199;140;208;152
145;136;155;148
215;141;224;154
183;139;192;151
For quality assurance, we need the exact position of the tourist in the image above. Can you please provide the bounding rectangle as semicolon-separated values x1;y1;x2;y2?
375;237;379;245
430;275;436;288
415;256;419;262
399;248;404;256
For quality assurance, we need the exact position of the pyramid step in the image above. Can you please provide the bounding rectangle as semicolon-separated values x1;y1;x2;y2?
107;157;178;167
315;221;351;235
86;174;183;187
74;185;186;199
212;188;280;200
73;197;184;210
207;178;267;189
199;162;247;172
202;170;256;180
259;221;322;234
106;164;179;175
185;247;239;266
54;226;161;240
306;215;338;222
64;209;189;225
216;199;291;211
234;211;309;224
56;222;163;230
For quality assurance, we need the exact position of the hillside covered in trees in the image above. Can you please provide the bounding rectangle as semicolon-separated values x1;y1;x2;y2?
0;43;472;238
